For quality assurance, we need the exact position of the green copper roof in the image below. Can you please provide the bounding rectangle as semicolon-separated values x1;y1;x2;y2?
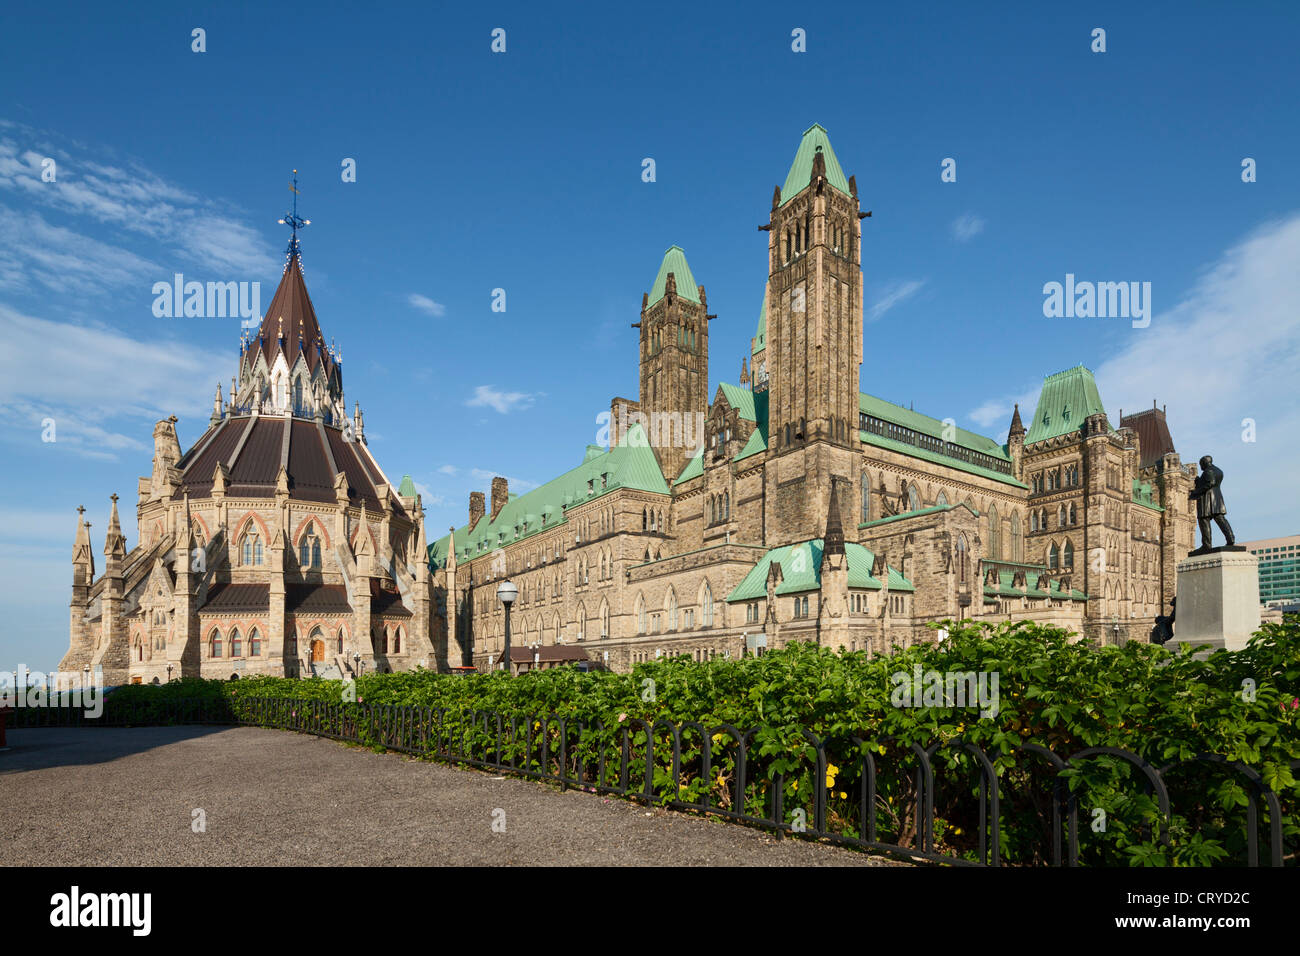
673;449;704;485
428;423;668;568
1024;365;1109;444
397;474;418;497
780;124;851;206
718;382;760;422
858;392;1026;489
726;539;913;602
1132;478;1164;512
753;290;767;355
646;246;700;306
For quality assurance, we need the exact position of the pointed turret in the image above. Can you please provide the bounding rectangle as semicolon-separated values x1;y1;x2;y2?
823;478;846;559
104;493;126;561
72;505;94;582
211;383;223;424
1008;403;1025;440
1007;402;1026;481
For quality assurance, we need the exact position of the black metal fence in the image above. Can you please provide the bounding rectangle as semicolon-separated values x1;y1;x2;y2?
9;698;1295;867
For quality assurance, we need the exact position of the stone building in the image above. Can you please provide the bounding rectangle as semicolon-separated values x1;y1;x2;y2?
63;123;1198;682
429;124;1197;672
61;237;440;685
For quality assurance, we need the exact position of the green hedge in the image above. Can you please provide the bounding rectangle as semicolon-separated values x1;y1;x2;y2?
101;619;1300;865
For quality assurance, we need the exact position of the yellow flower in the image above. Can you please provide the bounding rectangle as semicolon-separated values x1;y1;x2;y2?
838;791;848;800
953;827;963;836
711;733;723;743
825;763;840;789
792;779;799;791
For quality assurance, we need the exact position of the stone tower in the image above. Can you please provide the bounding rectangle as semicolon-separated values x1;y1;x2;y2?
637;246;710;484
762;124;865;545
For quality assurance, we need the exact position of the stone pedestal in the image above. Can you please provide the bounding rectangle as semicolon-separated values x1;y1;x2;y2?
1171;550;1260;652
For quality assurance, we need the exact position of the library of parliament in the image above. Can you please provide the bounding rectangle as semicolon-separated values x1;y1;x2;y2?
60;124;1196;683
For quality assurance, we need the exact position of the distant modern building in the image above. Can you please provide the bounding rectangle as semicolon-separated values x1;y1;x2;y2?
1242;535;1300;606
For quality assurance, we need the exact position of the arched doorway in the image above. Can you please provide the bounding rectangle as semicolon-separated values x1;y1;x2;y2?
310;635;325;662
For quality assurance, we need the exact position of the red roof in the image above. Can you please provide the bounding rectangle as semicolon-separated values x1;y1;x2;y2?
1120;407;1177;469
253;252;336;376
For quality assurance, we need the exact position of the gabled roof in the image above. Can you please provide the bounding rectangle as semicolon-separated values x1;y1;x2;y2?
718;382;761;422
253;250;335;375
429;423;669;568
780;124;851;205
646;246;700;306
398;474;418;497
726;539;913;602
1024;365;1109;444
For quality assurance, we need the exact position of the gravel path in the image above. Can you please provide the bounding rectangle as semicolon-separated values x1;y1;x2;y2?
1;727;901;866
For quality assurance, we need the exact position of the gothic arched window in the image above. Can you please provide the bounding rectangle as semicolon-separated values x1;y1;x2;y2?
702;581;714;626
230;627;242;658
1049;542;1060;569
957;534;968;582
1064;540;1075;568
908;484;920;512
249;628;261;657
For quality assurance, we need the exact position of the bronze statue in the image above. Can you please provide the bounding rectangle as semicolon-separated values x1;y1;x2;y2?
1189;455;1236;551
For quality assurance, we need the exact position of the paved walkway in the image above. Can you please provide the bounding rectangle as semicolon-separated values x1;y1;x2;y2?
1;726;897;866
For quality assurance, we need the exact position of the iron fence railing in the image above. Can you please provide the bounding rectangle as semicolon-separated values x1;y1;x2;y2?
9;698;1295;867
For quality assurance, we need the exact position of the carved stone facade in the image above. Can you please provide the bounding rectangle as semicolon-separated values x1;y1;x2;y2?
62;244;438;685
430;124;1196;672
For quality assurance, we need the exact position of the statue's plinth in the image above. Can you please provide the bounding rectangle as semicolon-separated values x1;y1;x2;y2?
1171;549;1260;652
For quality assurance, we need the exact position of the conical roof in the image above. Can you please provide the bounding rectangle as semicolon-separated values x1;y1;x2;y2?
646;246;700;306
780;124;850;205
254;249;335;375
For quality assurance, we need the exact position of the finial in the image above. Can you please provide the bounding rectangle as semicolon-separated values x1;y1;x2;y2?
77;505;85;518
276;169;311;259
110;493;119;506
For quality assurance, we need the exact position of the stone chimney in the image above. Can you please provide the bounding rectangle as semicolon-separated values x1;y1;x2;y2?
490;477;508;520
469;491;485;528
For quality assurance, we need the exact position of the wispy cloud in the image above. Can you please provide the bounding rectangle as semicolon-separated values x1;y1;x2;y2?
968;212;1300;537
867;279;925;322
408;293;446;318
0;128;279;289
0;303;226;460
466;384;536;414
950;213;985;242
437;464;458;475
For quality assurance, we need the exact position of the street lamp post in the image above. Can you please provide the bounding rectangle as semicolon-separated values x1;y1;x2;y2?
497;579;518;674
352;652;361;678
166;663;173;683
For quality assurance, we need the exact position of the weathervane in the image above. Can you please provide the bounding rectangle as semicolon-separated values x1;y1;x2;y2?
277;169;311;258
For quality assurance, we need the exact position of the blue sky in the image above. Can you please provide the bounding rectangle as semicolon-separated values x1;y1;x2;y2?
2;1;1298;670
